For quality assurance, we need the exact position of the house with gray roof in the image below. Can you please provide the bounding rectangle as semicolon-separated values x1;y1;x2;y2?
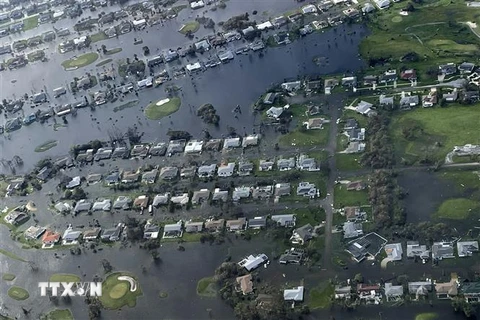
297;154;319;171
167;139;186;155
271;214;296;227
153;193;170;207
83;228;102;241
192;189;210;205
143;223;160;239
384;243;403;261
406;241;430;260
223;137;241;149
101;223;124;242
242;134;260;148
163;222;183;239
94;147;113;161
432;242;454;261
400;95;419;109
266;106;284;119
379;94;394;106
252;185;273;199
248;216;267;229
62;227;82;245
113;196;132;210
197;164;217;178
218;163;235;177
185;221;204;233
159;167;178;180
277;157;296;171
121;170;140;184
226;218;247;231
92;199;111;212
87;173;102;184
142;169;158;184
66;176;81;189
457;241;479;258
180;166;197;178
355;101;373;115
290;224;314;245
149;142;167;156
296;182;317;198
408;281;432;297
204;139;223;151
343;221;363;239
74;199;92;214
131;144;149;158
274;183;291;197
384;283;404;301
238;162;254;176
205;219;225;232
112;146;130;159
259;159;274;171
279;248;304;264
233;186;251;201
212;188;229;202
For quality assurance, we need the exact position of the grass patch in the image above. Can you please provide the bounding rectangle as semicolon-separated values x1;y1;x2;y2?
96;58;112;67
35;140;58;152
415;313;438;320
27;49;45;62
2;273;15;281
145;97;181;120
113;100;138;112
159;291;168;299
308;282;334;309
279;125;329;147
105;48;122;56
182;232;203;242
171;4;187;14
0;249;27;262
41;309;73;320
179;21;200;34
336;153;362;171
334;183;369;208
391;106;480;164
7;286;29;301
23;15;39;31
287;207;325;227
197;277;217;297
49;274;81;283
434;198;478;220
99;272;142;310
61;52;99;69
90;31;108;43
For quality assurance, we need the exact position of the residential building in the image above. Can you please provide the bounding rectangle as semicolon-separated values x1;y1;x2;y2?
399;95;419;109
279;248;304;264
443;89;458;102
252;186;273;199
212;188;229;202
184;140;204;154
226;218;246;231
335;286;352;300
435;275;458;299
379;94;394;107
355;100;374;115
238;162;254;176
24;226;46;240
305;117;328;130
406;241;430;260
344;142;365;153
342;76;357;88
180;166;197;179
343;221;363;239
266;106;284;119
185;221;204;233
141;169;158;184
74;200;92;214
290;224;314;245
274;183;291;197
191;189;210;205
297;154;319;171
384;243;403;261
159;166;178;180
384;283;404;301
461;282;480;302
55;202;72;213
205;219;225;232
432;242;455;260
149;142;167;156
271;214;296;227
233;187;251;201
204;139;222;151
197;164;217;178
242;134;260;148
62;227;82;245
259;159;274;171
236;274;254;295
248;216;267;229
92;199;112;211
363;75;377;86
263;92;277;105
42;230;61;247
357;284;382;303
296;182;317;198
152;193;170;207
218;163;235;177
121;170;140;184
345;128;365;142
439;63;457;75
167;139;186;155
284;286;304;302
131;144;149;158
170;193;189;206
133;195;149;208
238;254;269;271
83;228;101;241
345;233;388;262
163;222;183;239
344;206;366;221
459;62;475;74
113;196;132;210
101;223;124;242
400;69;417;81
277;157;296;171
457;241;479;257
408;281;432;298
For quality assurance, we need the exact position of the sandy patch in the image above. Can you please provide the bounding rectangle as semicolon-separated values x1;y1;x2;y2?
156;98;170;106
467;21;478;28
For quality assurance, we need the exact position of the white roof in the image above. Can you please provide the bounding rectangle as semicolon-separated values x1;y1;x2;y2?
63;227;82;241
185;140;204;153
238;254;268;271
284;286;304;301
186;62;202;72
133;19;146;26
190;0;205;9
302;4;317;14
256;21;273;30
171;193;189;205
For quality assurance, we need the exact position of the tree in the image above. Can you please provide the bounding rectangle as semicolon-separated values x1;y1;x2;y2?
101;44;107;54
101;259;113;273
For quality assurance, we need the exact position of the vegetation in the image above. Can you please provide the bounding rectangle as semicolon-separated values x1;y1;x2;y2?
7;286;29;300
99;272;142;309
105;48;122;56
49;274;81;283
145;97;181;120
2;273;15;281
35;140;58;152
41;309;74;320
336;153;362;171
0;248;27;262
179;21;200;34
279;125;329;147
96;59;112;67
27;50;45;62
222;13;254;31
89;31;108;43
197;104;220;125
196;277;217;297
113;100;138;113
334;183;369;208
61;53;99;69
361;113;394;168
308;282;334;309
369;171;405;228
415;312;438;320
435;198;478;220
118;60;145;78
23;15;39;31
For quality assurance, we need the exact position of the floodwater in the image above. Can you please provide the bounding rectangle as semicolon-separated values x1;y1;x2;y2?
0;23;368;173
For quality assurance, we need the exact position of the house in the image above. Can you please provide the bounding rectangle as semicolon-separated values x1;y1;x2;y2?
304;80;322;94
279;248;305;264
152;193;169;207
113;196;132;210
379;95;394;107
422;89;438;107
205;219;225;232
112;147;130;159
373;0;390;9
345;128;365;142
301;4;317;14
281;81;302;92
343;221;363;239
217;163;235;177
263;92;277;105
459;62;475;74
273;32;290;45
83;228;101;241
192;189;210;205
236;274;254;295
131;144;149;158
242;134;260;148
443;89;458;102
180;166;197;179
290;224;314;245
274;183;291;197
121;170;139;184
37;166;52;181
92;199;112;211
355;101;374;116
272;15;287;28
4;210;28;225
167;140;186;155
296;182;317;198
142;169;158;184
462;91;480;103
101;224;124;242
357;284;382;302
94;148;112;161
277;157;296;171
42;230;61;247
363;75;377;86
233;187;251;201
66;176;81;189
212;188;229;202
408;281;432;298
252;186;273;199
435;275;458;299
439;63;457;75
184;140;204;154
24;226;46;240
461;282;480;302
74;200;92;214
284;286;304;302
248;216;267;229
197;164;217;178
133;195;149;208
457;241;479;257
297;154;319;171
159;167;178;180
163;222;183;239
259;160;275;171
335;286;352;300
384;283;404;301
400;69;417;81
399;95;419;109
341;76;357;88
170;193;189;206
62;227;82;245
149;143;167;156
266;106;284;119
344;206;366;221
205;139;223;151
305;118;328;130
406;241;430;260
380;70;397;83
143;222;160;239
76;149;94;163
185;221;204;233
238;162;254;176
226;218;246;231
384;243;403;261
345;232;388;262
271;214;296;227
238;254;269;271
432;242;454;260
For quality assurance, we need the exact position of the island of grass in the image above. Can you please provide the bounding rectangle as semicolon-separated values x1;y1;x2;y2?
0;248;27;262
434;198;478;220
145;97;181;120
2;273;15;281
158;291;168;299
99;272;142;310
113;100;138;113
415;313;438;320
49;274;81;283
179;21;200;34
90;31;107;43
105;48;122;55
23;15;39;31
61;52;99;70
8;286;29;300
196;277;217;297
35;140;58;152
40;309;73;320
96;59;112;67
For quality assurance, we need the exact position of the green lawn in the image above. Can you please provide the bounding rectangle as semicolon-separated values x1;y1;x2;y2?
99;272;142;310
90;31;108;43
61;52;99;69
96;59;112;67
179;21;200;34
49;274;81;283
105;48;122;55
291;207;326;226
336;153;362;171
434;198;478;220
8;286;29;300
391;106;480;163
41;309;73;320
35;140;58;152
0;248;27;262
145;97;181;120
308;282;334;309
196;277;217;297
23;15;39;31
334;183;369;208
182;232;203;242
2;273;15;281
279;125;329;147
27;50;45;62
415;313;438;320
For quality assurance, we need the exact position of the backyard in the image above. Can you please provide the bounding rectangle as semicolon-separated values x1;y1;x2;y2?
334;181;369;208
279;125;329;147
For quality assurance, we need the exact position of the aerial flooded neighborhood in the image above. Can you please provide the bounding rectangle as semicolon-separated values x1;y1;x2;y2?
2;0;480;319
